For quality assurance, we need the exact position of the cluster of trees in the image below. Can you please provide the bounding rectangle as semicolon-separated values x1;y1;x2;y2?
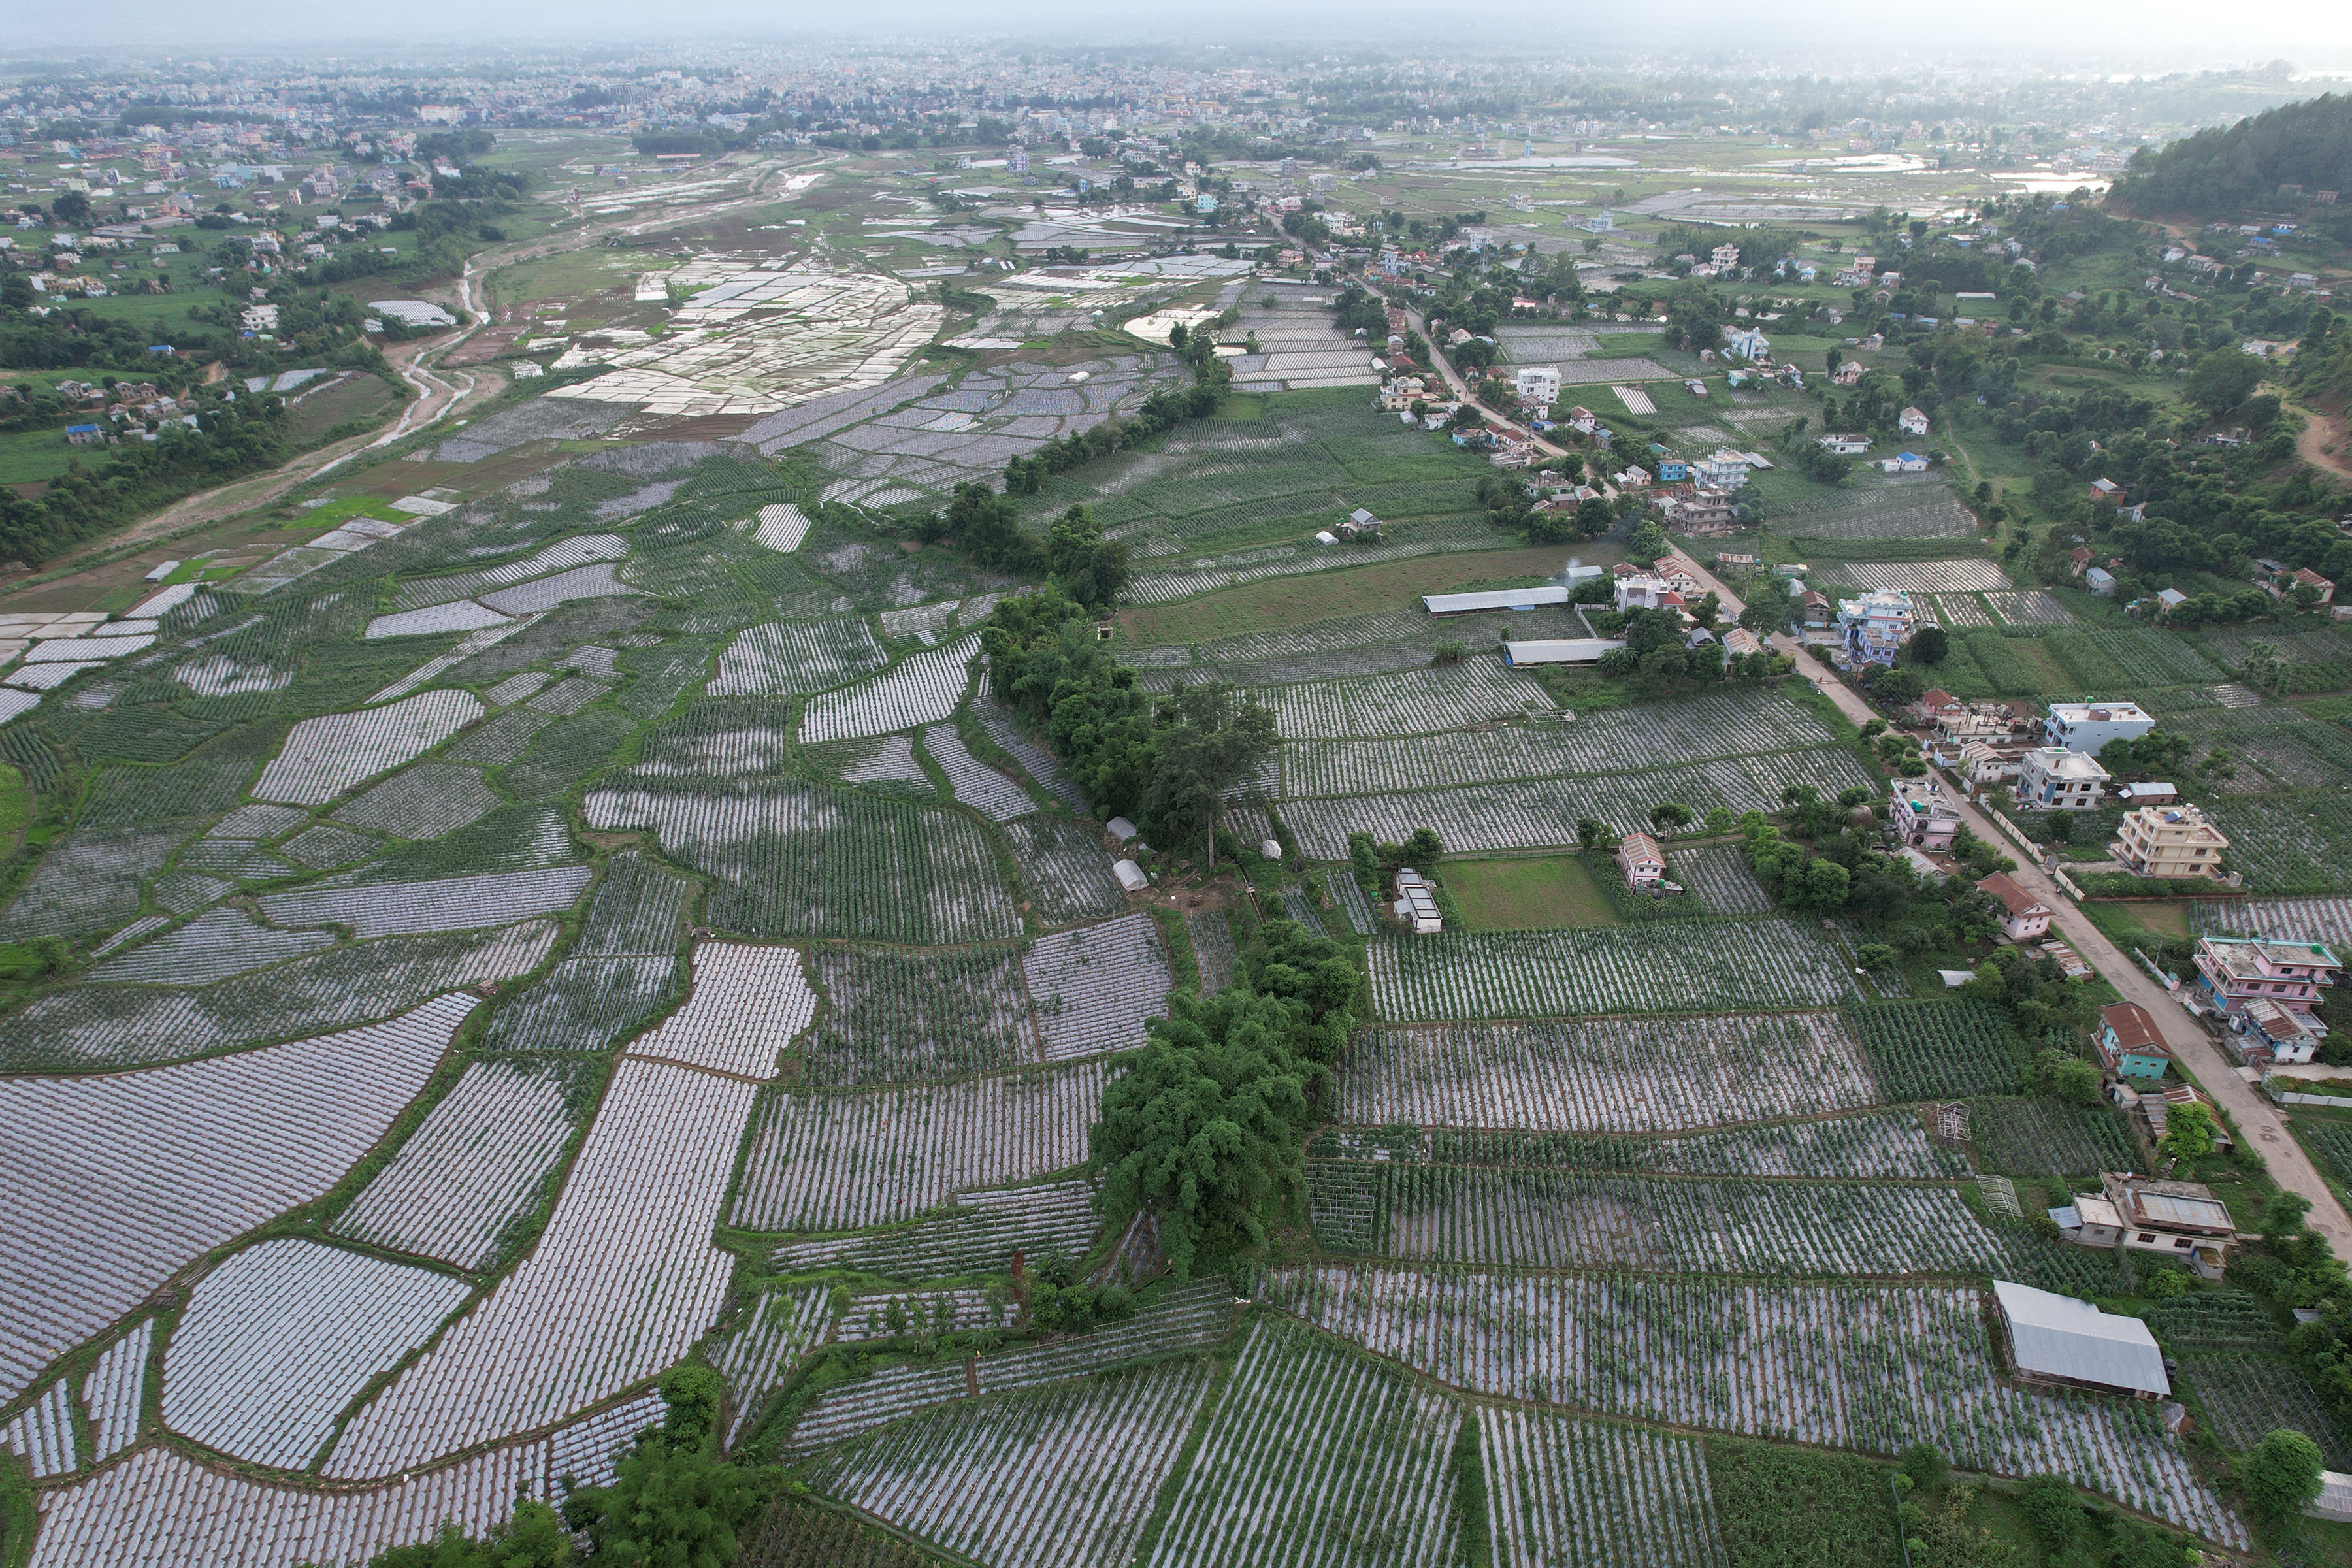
981;590;1278;855
1473;472;1613;546
1737;784;2016;939
2110;92;2352;223
916;490;1129;610
365;1365;762;1567
1092;919;1360;1279
999;326;1231;500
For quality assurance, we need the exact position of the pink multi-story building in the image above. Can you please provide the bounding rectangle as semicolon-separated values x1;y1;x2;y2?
2193;935;2342;1017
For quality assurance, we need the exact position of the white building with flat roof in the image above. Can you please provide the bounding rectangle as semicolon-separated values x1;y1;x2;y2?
1514;366;1561;407
2021;745;2110;811
2045;702;2155;755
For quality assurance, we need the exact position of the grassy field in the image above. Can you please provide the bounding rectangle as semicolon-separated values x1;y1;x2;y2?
1441;855;1621;930
289;374;402;439
1115;544;1599;645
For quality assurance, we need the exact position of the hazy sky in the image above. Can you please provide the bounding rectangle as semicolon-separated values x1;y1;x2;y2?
11;0;2352;70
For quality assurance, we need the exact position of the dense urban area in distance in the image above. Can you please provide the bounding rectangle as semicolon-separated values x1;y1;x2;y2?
6;20;2352;1568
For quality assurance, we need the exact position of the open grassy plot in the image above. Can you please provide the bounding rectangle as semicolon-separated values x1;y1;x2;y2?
1442;855;1620;930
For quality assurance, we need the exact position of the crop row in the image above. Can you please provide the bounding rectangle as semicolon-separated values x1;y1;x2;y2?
1259;659;1556;742
1003;815;1130;926
393;534;630;611
1279;748;1877;857
252;690;484;806
1852;1000;2024;1101
732;1062;1102;1232
800;636;978;745
2178;1350;2352;1467
2198;792;2352;896
1262;1266;2242;1545
973;701;1086;811
808;1359;1212;1568
1841;560;2011;594
482;955;683;1053
1967;1096;2137;1178
1025;913;1173;1060
324;1057;758;1479
1337;1013;1883;1132
583;780;1022;945
258;864;593;940
833;1286;1001;1343
88;907;333;986
1145;1318;1461;1568
0;919;560;1072
1123;515;1500;606
1307;1166;2008;1277
164;1237;472;1471
1312;1108;1960;1179
1367;924;1860;1021
630;941;816;1079
811;732;934;795
806;943;1036;1085
772;1179;1103;1281
0;994;467;1407
1;1380;76;1478
708;1284;832;1449
333;1058;582;1269
1279;687;1836;798
709;617;890;698
0;822;188;942
1483;1407;1727;1568
922;723;1032;821
785;1280;1237;1456
86;1320;152;1463
2195;896;2352;948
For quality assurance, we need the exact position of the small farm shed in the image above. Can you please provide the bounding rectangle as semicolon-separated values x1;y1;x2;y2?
1993;1280;2170;1398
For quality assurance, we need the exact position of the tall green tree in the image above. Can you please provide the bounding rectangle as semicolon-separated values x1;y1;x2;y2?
559;1366;764;1568
1140;681;1278;865
2239;1429;2325;1526
1045;503;1130;611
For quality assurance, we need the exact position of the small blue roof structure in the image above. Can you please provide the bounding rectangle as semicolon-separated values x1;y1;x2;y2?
65;423;99;434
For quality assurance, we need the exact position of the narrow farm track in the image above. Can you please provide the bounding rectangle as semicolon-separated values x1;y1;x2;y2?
1673;549;2352;1252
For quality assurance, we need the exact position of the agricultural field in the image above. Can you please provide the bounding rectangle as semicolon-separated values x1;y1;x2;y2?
1368;922;1861;1020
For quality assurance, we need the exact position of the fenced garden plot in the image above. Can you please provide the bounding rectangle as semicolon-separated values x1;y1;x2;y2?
78;725;282;832
629;941;816;1079
163;1237;473;1471
1;1380;76;1477
484;672;552;706
323;1057;758;1479
1279;749;1878;859
1280;885;1330;935
583;781;1022;945
90;907;334;985
0;919;555;1073
731;1062;1102;1232
151;870;233;914
806;1359;1213;1568
261;864;593;939
0;822;186;941
632;699;794;780
252;690;485;806
801;637;979;745
523;675;611;717
1262;660;1555;741
784;1281;1239;1458
2298;1120;2352;1188
1664;844;1774;915
2075;625;2225;685
1309;1166;2011;1277
1482;1408;1728;1568
482;955;683;1054
709;618;891;698
1280;687;1838;796
2194;792;2352;896
1312;1109;1961;1180
708;1284;832;1449
616;638;715;721
1369;923;1859;1021
575;849;695;957
1142;1318;1462;1568
2179;1350;2352;1466
1851;1001;2023;1101
444;706;553;766
0;994;467;1407
1331;877;1377;936
1928;594;1996;629
2144;1291;2282;1347
85;1318;152;1462
1967;1096;2137;1177
1337;1013;1882;1132
1260;1266;2244;1546
1983;591;2076;627
1840;561;2011;594
772;1180;1103;1282
1023;914;1173;1061
923;723;1032;821
808;734;936;797
333;1057;590;1270
1003;815;1129;926
804;944;1037;1086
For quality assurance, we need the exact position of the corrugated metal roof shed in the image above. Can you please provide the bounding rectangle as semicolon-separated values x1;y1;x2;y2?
1994;1280;2170;1397
1501;638;1624;666
1424;585;1571;614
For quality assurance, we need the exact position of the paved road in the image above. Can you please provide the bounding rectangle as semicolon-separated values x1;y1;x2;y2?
1671;549;2352;1249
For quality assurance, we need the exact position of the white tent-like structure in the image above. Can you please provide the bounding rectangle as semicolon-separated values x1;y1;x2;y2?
1994;1280;2170;1397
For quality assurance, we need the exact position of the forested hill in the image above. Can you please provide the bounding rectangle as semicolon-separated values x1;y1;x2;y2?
2110;92;2352;220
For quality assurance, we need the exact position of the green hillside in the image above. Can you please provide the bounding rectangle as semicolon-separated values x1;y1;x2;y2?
2110;92;2352;219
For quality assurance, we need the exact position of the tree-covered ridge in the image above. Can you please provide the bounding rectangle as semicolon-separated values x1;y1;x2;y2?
2111;93;2352;219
